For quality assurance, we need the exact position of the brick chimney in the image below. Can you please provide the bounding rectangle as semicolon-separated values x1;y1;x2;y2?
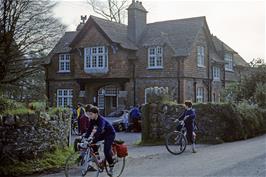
127;0;147;43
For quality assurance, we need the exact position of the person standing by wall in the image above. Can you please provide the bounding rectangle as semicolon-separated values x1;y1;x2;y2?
77;103;85;135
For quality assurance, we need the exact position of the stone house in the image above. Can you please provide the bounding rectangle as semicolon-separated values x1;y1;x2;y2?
44;1;249;115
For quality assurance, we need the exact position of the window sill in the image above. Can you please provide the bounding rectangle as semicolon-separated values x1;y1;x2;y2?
57;71;71;73
147;67;163;70
197;65;206;68
84;68;108;73
225;69;234;72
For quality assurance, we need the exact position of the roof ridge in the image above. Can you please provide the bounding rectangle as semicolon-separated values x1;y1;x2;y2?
147;16;206;25
90;15;127;27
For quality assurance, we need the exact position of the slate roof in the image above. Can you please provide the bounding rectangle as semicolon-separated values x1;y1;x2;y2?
90;16;138;50
49;31;77;54
47;15;248;67
141;16;206;57
212;35;249;67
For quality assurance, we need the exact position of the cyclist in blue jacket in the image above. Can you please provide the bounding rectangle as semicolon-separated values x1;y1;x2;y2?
85;106;116;173
177;100;197;153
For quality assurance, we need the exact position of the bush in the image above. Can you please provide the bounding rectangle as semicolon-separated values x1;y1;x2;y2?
255;83;266;108
194;103;266;143
0;147;73;176
0;98;25;114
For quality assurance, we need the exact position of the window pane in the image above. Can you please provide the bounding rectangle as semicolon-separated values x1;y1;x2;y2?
156;56;162;66
92;47;97;54
98;47;103;53
86;56;90;68
92;56;97;67
149;56;155;67
65;61;70;71
149;48;155;55
60;62;64;70
98;55;103;67
157;47;162;54
58;90;63;96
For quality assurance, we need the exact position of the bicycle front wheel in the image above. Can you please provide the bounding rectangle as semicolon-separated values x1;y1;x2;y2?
165;131;187;155
105;156;126;177
81;153;100;177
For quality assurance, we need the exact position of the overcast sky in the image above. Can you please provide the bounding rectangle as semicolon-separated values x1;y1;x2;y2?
53;0;265;63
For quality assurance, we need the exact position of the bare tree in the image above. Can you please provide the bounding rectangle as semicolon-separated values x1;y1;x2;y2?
250;58;265;67
87;0;129;23
0;0;66;85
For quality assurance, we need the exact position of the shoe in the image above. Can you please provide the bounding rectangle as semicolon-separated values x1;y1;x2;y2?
192;144;197;153
109;166;113;176
87;165;97;171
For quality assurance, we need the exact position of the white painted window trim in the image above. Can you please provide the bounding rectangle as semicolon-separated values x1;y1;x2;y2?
57;89;73;107
213;66;220;81
196;87;204;103
84;46;108;73
144;88;148;104
224;53;234;71
197;46;205;67
148;46;163;69
58;54;70;72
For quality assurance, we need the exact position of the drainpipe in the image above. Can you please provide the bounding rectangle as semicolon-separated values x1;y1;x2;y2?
207;48;211;102
177;58;181;103
193;80;197;102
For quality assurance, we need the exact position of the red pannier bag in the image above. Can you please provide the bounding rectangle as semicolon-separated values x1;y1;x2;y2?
113;140;128;157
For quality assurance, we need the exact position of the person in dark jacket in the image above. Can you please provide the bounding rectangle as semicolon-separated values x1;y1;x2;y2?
85;106;116;174
129;105;141;132
177;100;197;153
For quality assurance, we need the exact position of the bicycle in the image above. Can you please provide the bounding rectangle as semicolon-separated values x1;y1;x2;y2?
65;137;126;177
165;119;188;155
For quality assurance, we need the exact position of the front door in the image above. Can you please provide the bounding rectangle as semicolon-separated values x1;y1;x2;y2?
98;85;118;116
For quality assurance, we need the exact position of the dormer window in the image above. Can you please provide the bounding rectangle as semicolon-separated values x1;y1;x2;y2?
84;46;108;73
58;54;70;72
197;46;205;67
148;46;163;69
224;53;233;71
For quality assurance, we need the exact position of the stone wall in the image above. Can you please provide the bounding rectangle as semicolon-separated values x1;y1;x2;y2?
141;102;266;144
0;109;71;165
141;103;183;144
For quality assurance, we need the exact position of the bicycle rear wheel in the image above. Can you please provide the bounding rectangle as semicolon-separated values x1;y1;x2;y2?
165;131;187;155
105;156;126;177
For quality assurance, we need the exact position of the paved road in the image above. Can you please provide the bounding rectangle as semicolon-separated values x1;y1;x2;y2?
30;133;266;177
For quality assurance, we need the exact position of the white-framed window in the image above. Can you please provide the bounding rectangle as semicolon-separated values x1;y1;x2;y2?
224;53;233;71
148;46;163;69
196;87;204;103
57;89;73;107
144;88;148;104
213;66;220;81
58;54;70;72
84;46;108;73
197;46;205;67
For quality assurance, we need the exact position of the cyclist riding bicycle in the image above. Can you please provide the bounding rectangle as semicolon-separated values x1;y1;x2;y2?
175;100;197;153
84;106;116;175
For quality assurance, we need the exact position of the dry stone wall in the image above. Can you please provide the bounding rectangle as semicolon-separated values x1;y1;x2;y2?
0;110;71;165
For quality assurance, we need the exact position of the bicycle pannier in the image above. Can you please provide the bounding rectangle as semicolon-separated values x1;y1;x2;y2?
116;143;128;157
